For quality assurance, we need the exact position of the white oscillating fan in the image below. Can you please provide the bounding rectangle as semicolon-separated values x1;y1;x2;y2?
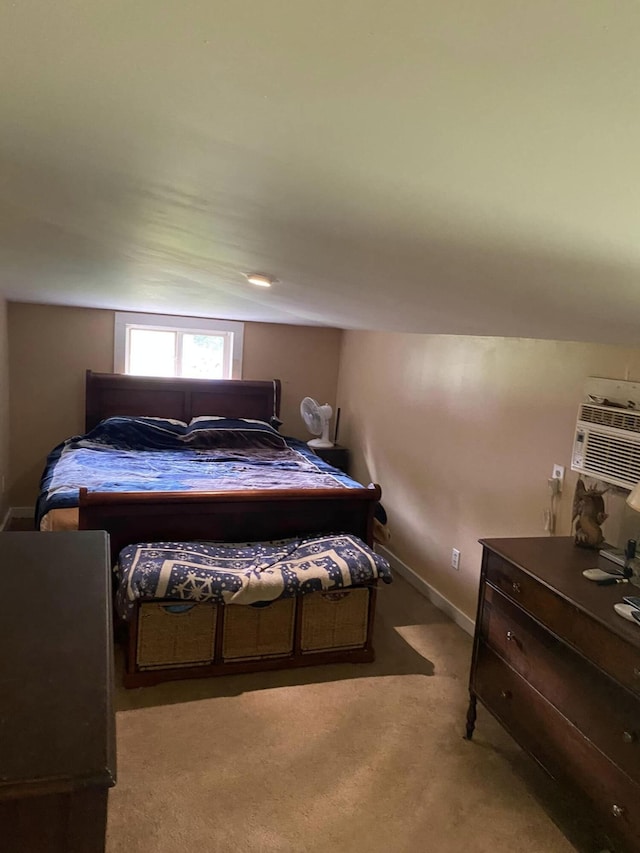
300;397;334;448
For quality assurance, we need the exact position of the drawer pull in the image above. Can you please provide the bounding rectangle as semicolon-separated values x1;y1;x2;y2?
512;582;521;594
500;689;512;700
622;730;637;743
634;667;640;680
612;804;625;819
506;631;515;642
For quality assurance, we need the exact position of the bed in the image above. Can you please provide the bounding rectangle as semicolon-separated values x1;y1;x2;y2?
38;371;375;533
38;371;389;686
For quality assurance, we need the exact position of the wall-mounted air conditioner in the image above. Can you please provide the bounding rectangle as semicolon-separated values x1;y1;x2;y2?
571;402;640;489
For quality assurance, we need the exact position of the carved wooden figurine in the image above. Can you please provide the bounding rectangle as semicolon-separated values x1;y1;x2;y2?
572;478;609;549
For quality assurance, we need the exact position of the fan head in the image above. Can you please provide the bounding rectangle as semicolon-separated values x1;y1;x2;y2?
300;397;334;448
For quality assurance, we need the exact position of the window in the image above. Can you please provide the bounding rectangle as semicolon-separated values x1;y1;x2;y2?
114;313;244;379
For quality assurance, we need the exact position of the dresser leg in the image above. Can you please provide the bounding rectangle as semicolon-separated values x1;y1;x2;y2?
465;692;477;740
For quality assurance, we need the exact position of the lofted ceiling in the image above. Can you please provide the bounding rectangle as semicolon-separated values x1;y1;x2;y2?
2;1;640;344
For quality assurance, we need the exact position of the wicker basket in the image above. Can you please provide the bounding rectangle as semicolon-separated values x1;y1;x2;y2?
136;602;217;669
222;598;295;660
301;588;369;652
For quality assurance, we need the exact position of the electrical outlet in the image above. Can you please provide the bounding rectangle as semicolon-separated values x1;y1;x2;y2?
551;464;564;493
451;548;460;570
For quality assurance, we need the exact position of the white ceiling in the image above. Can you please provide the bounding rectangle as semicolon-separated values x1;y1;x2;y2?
2;1;640;344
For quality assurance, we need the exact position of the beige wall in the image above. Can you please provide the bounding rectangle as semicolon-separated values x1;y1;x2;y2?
241;321;342;437
9;304;114;505
0;299;9;521
8;303;341;505
337;331;640;620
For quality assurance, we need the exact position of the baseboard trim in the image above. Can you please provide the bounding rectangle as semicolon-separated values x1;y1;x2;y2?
1;506;34;531
377;544;475;637
9;506;34;518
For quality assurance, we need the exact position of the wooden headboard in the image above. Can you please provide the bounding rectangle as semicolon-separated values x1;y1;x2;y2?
85;371;281;431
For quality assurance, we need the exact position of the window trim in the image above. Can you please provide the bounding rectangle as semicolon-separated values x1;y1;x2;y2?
114;312;244;379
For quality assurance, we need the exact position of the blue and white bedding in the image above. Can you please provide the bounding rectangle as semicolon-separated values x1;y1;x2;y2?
115;534;392;619
36;416;361;526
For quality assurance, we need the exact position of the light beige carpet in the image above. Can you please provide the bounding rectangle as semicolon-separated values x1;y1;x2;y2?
107;576;600;853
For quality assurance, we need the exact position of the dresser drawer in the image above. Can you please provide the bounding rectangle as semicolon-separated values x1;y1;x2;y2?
484;551;640;697
479;584;640;783
475;644;640;851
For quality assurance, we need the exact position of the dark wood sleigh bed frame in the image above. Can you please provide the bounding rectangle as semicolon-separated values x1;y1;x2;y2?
76;371;384;686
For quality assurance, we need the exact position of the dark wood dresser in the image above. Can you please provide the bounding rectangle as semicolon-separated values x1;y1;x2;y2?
0;531;116;853
467;537;640;852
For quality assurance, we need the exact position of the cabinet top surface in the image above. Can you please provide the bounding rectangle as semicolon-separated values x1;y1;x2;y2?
0;531;115;797
480;536;640;650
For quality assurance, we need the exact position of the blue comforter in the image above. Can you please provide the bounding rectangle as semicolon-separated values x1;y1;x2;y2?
36;416;361;525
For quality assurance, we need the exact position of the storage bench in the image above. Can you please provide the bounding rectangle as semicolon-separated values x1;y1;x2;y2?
116;534;391;687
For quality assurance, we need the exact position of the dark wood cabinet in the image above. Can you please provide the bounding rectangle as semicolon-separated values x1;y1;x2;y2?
0;531;116;853
312;444;350;473
467;537;640;852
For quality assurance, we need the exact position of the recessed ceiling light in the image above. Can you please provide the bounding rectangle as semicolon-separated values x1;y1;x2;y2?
245;273;274;288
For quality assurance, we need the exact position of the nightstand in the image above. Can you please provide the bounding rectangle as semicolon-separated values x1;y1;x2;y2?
312;445;350;474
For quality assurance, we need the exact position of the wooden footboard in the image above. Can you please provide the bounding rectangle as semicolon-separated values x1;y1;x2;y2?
78;484;382;563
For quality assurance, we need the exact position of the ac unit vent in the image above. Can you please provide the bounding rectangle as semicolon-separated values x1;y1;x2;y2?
572;403;640;489
579;403;640;434
581;432;640;487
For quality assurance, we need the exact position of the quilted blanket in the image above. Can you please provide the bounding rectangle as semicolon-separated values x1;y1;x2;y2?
37;416;361;526
115;535;392;619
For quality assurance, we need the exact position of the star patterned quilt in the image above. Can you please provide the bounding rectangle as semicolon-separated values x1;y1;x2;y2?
115;534;392;620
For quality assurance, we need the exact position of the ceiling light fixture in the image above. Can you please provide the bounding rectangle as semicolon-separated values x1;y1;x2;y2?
245;273;274;288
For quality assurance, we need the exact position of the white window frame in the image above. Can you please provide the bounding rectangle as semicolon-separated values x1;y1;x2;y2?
114;312;244;379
